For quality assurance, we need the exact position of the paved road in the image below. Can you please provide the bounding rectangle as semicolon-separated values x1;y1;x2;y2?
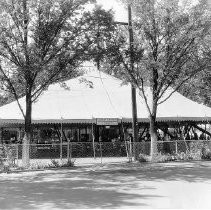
0;161;211;209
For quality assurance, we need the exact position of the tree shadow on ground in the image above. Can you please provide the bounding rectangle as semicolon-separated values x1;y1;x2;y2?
88;161;211;183
0;169;160;209
0;161;210;209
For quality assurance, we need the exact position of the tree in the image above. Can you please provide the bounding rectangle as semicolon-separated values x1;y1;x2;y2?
0;0;114;167
178;72;211;107
179;32;211;107
101;0;211;160
80;5;117;67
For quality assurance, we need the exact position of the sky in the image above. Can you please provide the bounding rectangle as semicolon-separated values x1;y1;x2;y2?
96;0;128;22
96;0;204;22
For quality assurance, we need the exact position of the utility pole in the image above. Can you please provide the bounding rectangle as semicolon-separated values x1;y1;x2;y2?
97;4;138;160
128;4;138;160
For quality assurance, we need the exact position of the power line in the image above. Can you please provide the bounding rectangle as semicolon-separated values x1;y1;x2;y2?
98;70;122;118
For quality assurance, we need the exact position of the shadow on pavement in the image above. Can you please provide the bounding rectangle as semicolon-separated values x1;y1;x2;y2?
0;161;210;209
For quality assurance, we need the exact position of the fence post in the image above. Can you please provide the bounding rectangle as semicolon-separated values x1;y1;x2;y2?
67;141;70;162
129;139;132;162
70;142;72;160
125;140;132;162
67;141;72;162
99;141;103;164
60;143;63;160
92;123;96;159
175;140;178;154
16;144;19;165
125;140;129;158
93;142;96;159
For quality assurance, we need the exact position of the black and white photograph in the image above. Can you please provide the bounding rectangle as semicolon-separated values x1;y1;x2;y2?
0;0;211;209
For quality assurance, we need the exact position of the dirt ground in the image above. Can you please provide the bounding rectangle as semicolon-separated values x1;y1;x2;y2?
0;161;211;209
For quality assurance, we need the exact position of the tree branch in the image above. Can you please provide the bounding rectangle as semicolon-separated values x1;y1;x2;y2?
0;65;25;118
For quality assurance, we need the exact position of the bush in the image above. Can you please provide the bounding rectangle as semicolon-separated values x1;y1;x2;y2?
138;146;211;163
60;159;75;168
153;153;177;163
28;159;75;170
50;159;75;168
28;162;48;170
201;147;211;160
138;153;149;162
176;152;194;161
50;159;60;168
138;153;176;163
0;145;17;173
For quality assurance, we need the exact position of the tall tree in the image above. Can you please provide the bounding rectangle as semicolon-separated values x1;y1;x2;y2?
179;30;211;107
0;0;114;167
101;0;211;160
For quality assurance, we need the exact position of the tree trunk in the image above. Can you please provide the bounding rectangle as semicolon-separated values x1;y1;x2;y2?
149;114;158;161
22;92;32;168
149;89;158;161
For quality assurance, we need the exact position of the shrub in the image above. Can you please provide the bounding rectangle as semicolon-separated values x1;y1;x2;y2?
175;151;200;161
60;159;75;168
0;145;17;173
28;162;48;170
189;141;204;154
138;153;176;163
201;147;211;160
138;153;149;162
153;153;177;163
50;159;75;168
138;146;211;163
50;159;60;168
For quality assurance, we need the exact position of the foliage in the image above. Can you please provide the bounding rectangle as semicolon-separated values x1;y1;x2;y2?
60;159;75;167
138;152;176;163
0;0;98;111
101;0;211;160
201;146;211;160
50;159;75;168
50;159;61;168
0;145;18;173
21;159;75;170
179;65;211;107
28;161;48;170
0;0;115;167
138;153;149;162
80;5;117;64
138;140;211;162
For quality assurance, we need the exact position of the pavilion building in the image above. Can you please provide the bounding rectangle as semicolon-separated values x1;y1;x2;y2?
0;70;211;144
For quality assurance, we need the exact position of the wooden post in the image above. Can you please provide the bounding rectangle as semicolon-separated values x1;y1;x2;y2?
1;127;3;144
18;127;22;143
77;128;80;142
67;139;71;162
92;122;96;159
129;136;132;162
128;4;138;161
60;118;63;160
99;140;103;164
16;144;19;165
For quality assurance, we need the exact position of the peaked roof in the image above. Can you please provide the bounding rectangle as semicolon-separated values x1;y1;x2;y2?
0;69;211;122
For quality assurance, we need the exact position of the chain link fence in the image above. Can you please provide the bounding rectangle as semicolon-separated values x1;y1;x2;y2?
0;144;18;166
1;140;211;166
133;140;211;154
25;142;127;159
